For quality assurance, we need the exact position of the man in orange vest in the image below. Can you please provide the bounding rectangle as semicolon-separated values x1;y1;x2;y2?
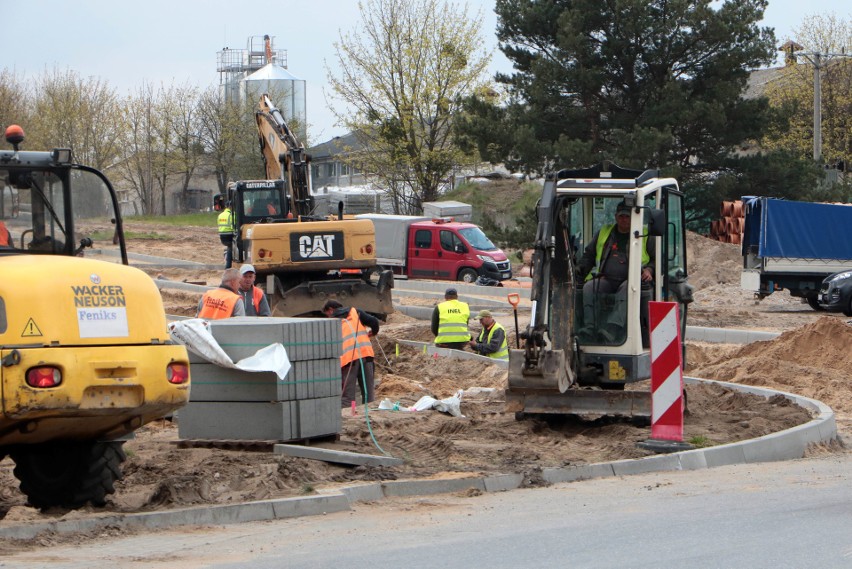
196;268;246;319
237;264;271;316
322;299;380;409
0;220;11;248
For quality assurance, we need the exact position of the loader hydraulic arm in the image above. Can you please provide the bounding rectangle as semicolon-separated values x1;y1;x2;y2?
255;94;312;217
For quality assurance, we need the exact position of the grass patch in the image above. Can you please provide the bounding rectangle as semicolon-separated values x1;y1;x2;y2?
125;231;172;240
687;435;714;448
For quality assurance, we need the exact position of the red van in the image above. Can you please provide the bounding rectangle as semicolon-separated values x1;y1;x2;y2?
356;214;512;283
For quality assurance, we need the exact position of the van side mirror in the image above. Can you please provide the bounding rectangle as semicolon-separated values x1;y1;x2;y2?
454;243;466;254
648;209;665;237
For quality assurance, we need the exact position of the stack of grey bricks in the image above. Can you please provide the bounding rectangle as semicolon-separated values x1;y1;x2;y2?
178;317;342;441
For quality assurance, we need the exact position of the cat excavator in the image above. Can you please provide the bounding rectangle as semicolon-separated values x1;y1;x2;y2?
218;94;393;318
506;162;693;419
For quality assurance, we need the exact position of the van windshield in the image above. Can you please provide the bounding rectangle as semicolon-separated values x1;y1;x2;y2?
458;227;497;251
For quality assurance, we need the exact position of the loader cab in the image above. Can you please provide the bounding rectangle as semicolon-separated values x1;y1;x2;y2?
0;135;127;262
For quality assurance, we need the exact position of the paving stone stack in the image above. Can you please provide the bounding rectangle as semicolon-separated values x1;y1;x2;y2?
179;317;342;441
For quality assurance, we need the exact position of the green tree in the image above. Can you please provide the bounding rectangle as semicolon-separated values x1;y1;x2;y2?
0;69;31;138
27;69;122;171
197;87;262;195
461;0;777;178
761;14;851;168
326;0;491;214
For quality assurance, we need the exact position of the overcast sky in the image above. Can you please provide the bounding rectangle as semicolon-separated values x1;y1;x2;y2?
5;0;848;143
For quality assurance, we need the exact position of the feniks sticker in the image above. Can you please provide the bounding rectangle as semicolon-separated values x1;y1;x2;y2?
71;279;129;338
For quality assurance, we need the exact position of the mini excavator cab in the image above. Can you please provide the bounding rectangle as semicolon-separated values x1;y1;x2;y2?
506;163;693;419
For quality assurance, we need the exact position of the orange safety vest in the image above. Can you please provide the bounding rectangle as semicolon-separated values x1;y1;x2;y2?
250;286;264;312
0;221;10;247
198;288;240;320
339;307;374;367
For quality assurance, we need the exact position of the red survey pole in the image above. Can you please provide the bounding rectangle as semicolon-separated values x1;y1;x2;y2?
647;301;688;445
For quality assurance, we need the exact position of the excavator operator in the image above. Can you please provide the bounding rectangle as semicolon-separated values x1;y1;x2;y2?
577;201;654;342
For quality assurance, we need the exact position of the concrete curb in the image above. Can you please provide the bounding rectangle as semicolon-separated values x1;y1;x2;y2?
0;377;836;540
394;339;509;368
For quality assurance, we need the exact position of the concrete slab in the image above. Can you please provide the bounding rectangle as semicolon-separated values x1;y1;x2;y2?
274;444;404;467
178;401;296;441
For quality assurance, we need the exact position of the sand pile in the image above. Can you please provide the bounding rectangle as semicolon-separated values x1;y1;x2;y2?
688;317;852;414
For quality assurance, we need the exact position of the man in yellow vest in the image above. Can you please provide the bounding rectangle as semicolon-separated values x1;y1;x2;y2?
323;299;380;408
215;197;235;269
577;201;654;340
196;268;246;319
431;288;471;350
469;310;509;360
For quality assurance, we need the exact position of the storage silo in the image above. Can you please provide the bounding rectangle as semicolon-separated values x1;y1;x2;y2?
242;63;307;142
216;34;307;141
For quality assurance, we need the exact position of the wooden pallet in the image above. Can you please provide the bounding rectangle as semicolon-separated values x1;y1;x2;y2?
173;434;339;451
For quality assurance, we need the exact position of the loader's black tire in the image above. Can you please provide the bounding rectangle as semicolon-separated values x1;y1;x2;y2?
10;441;126;510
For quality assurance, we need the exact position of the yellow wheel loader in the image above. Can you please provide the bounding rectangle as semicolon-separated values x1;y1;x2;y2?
0;126;190;509
507;163;693;419
217;94;394;318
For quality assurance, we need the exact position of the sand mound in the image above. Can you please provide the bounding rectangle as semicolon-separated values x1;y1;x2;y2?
688;317;852;414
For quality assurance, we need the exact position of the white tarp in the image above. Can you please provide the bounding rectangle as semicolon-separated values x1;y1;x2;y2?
168;319;291;380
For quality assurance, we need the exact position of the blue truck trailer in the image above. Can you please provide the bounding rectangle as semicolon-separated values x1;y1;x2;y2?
740;196;852;309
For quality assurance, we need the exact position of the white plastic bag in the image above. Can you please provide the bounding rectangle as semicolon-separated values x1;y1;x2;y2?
410;389;465;417
168;319;291;380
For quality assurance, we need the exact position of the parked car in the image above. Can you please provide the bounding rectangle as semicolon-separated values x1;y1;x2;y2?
817;270;852;316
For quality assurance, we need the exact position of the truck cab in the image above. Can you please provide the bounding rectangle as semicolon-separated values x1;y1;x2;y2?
407;218;511;283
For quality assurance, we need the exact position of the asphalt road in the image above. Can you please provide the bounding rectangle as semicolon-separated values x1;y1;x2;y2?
2;451;851;568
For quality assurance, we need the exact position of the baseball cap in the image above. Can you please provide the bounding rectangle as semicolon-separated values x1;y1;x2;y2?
476;309;492;319
445;287;458;296
239;264;256;276
616;201;631;214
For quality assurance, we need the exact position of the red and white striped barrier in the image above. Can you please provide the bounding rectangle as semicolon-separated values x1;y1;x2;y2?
648;301;685;441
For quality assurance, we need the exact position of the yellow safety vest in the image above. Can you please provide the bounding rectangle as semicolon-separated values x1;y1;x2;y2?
477;322;509;360
217;208;234;235
586;223;650;281
435;299;471;343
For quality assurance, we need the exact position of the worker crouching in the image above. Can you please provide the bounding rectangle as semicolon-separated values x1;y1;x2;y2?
469;310;509;360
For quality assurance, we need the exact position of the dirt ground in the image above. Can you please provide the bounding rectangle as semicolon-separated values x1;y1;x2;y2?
1;221;850;529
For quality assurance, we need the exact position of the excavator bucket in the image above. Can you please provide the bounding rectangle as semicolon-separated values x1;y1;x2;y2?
506;349;651;419
507;348;571;393
266;271;394;319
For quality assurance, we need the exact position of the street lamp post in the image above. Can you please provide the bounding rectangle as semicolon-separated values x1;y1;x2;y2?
784;46;852;162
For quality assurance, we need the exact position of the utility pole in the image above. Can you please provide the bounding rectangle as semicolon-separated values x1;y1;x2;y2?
788;48;852;162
